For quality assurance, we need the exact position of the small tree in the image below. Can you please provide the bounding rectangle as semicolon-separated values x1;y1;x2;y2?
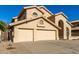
0;21;7;32
0;21;7;42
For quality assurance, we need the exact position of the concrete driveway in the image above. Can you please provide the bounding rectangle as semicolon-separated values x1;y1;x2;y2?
0;40;79;54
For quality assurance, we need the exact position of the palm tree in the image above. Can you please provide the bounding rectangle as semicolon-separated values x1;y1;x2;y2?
0;21;7;32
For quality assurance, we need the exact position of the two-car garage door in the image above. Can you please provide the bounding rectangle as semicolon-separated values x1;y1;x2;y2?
15;29;56;42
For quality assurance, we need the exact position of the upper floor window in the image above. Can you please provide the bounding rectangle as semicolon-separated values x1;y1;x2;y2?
33;12;38;17
39;20;44;25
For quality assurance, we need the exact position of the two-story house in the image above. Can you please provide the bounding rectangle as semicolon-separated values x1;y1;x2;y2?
9;6;72;43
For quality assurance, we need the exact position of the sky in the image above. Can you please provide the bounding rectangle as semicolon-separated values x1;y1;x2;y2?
0;5;79;24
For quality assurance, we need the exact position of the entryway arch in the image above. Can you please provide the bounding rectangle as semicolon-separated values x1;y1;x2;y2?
58;20;64;40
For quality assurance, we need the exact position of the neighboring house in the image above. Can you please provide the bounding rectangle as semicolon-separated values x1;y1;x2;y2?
71;20;79;39
9;6;72;43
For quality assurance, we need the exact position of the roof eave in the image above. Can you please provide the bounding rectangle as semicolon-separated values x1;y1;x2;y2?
9;16;61;30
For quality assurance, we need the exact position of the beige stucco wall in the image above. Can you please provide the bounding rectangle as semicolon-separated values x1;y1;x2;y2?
13;18;59;42
66;22;72;40
26;8;43;20
26;7;52;20
39;7;52;18
55;15;71;40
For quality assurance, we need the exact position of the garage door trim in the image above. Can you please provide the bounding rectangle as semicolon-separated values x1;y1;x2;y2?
37;29;56;31
18;28;34;30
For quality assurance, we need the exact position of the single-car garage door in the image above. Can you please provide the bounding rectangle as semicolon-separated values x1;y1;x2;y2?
15;29;33;42
35;29;56;41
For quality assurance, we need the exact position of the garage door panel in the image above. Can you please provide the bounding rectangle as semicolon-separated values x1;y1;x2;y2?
16;29;33;42
35;30;56;41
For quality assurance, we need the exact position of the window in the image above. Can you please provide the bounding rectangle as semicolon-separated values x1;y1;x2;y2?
33;12;38;16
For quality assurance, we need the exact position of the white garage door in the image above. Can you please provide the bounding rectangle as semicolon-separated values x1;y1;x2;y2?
16;29;33;42
35;30;56;41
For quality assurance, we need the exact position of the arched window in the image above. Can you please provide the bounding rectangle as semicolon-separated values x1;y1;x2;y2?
33;12;38;17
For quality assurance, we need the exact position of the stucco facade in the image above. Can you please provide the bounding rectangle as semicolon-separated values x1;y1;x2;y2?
55;13;71;40
13;17;59;42
9;6;71;43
